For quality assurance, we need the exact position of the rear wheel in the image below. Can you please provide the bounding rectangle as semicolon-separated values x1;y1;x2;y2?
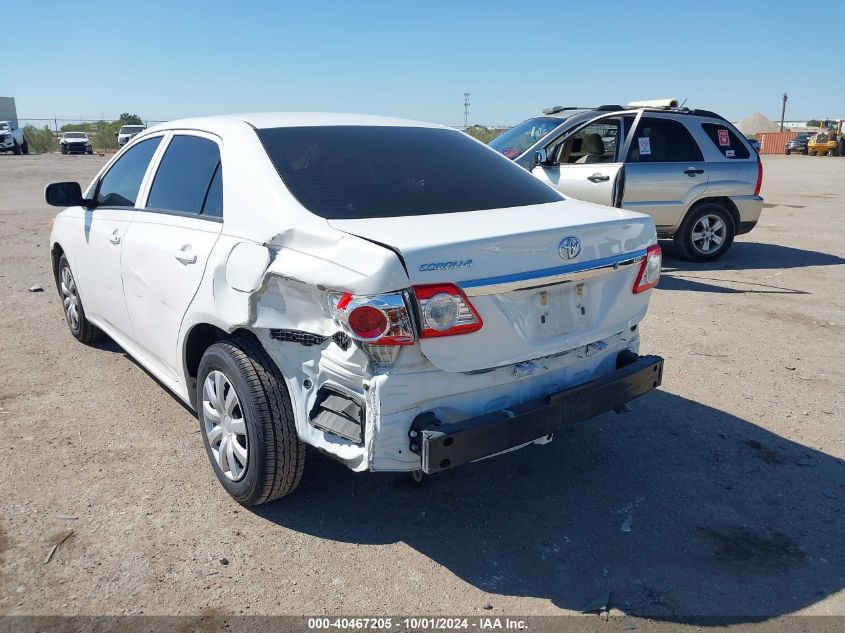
197;336;305;505
674;203;735;262
12;140;21;155
785;148;791;155
57;255;104;343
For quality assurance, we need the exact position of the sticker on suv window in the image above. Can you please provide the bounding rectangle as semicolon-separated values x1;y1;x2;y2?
726;149;735;157
638;137;651;155
717;129;730;146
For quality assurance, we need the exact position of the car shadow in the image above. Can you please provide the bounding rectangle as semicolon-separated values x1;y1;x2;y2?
252;390;844;621
657;241;845;294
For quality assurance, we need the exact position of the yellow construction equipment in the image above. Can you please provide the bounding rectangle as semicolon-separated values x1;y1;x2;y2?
808;119;844;156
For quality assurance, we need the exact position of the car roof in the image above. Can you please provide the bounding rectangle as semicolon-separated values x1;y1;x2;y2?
147;112;447;134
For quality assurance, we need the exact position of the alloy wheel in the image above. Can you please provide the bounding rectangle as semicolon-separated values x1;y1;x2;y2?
691;214;726;255
202;370;248;481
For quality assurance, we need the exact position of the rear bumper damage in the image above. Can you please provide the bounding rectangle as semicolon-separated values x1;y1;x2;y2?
409;351;663;474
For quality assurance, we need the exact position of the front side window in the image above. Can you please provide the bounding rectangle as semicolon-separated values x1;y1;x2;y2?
555;118;622;164
146;135;222;216
258;126;562;220
700;123;751;159
488;117;564;159
626;117;703;163
96;137;162;207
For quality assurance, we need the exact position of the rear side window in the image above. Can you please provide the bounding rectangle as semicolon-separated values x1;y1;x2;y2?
96;137;162;207
701;123;751;159
147;135;222;216
626;117;703;163
257;126;561;219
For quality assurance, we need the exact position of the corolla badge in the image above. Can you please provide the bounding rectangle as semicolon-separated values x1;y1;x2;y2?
558;237;581;260
418;259;473;272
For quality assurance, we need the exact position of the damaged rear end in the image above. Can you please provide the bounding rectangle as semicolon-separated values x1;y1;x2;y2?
245;122;664;475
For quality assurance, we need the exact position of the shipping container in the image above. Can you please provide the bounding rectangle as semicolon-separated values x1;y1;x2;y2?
757;131;798;155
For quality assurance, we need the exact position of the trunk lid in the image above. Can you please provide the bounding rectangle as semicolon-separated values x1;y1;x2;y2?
329;200;656;372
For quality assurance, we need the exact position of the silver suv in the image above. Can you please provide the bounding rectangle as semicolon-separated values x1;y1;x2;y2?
490;103;763;261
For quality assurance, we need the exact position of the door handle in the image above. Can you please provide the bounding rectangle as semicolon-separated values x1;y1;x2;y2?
174;248;197;264
684;168;704;176
587;173;610;183
108;230;121;245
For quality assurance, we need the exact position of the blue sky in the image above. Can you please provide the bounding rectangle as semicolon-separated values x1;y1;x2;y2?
4;0;842;125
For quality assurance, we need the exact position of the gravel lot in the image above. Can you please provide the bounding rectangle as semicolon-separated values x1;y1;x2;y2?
1;153;843;622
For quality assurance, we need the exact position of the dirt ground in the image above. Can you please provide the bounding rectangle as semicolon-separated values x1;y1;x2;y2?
0;153;843;622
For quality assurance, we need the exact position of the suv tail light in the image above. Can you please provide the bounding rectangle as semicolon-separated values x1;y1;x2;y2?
412;284;483;338
332;292;415;346
754;160;763;196
633;244;661;294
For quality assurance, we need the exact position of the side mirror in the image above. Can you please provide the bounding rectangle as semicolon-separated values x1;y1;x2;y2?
527;148;549;171
45;182;86;207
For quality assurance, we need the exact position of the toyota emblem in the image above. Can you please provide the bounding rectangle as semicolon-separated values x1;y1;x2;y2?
558;237;581;260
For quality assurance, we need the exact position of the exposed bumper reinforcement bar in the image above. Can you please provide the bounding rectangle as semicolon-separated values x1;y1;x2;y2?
410;352;664;474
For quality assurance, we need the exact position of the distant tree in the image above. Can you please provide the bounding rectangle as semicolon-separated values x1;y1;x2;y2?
806;119;820;128
465;125;508;144
23;125;57;153
118;113;143;125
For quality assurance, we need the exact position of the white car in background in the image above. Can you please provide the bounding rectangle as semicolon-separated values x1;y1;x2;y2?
116;124;146;147
59;131;94;154
46;113;664;505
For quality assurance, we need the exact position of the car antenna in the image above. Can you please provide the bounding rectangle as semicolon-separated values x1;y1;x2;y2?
679;98;688;108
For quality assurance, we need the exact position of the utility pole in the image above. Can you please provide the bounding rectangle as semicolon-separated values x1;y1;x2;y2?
780;92;788;132
463;93;471;131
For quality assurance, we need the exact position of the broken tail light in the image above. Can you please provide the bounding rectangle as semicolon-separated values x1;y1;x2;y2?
633;244;661;294
332;291;415;346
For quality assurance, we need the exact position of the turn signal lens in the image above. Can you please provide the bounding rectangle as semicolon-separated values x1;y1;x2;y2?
633;244;661;294
413;284;483;337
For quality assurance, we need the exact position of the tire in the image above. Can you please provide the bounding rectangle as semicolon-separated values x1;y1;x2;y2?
12;140;21;155
21;140;28;155
197;335;305;505
673;203;735;262
809;150;817;156
785;149;791;155
61;145;67;155
802;148;808;155
56;254;105;343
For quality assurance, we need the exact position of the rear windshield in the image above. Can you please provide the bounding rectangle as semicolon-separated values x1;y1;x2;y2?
488;117;563;159
257;126;562;219
120;126;145;134
700;123;751;159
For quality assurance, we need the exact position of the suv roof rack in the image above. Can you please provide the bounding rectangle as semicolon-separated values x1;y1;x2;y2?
542;106;585;114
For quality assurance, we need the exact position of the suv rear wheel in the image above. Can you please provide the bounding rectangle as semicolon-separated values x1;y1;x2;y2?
197;336;305;505
674;203;735;262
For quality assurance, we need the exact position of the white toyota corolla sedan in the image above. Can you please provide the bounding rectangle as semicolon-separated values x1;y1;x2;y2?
47;113;664;505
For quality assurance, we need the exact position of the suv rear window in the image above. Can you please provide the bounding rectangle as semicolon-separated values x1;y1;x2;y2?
701;123;751;159
257;126;562;219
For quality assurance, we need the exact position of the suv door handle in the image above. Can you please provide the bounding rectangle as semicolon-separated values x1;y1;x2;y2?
587;173;610;183
684;168;704;176
108;230;121;245
174;248;197;264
